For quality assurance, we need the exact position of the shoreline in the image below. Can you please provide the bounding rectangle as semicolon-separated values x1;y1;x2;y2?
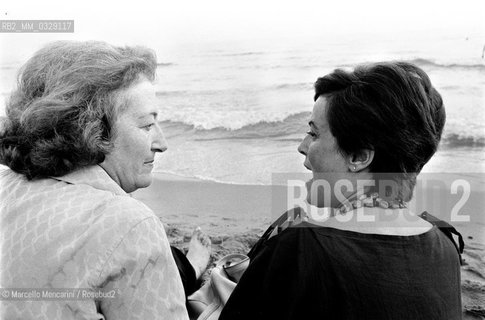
135;171;485;240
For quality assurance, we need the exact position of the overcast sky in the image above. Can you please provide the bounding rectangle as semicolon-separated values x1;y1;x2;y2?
1;0;484;64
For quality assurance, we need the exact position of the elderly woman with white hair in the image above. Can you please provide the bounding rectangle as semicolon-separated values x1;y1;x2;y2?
0;41;210;319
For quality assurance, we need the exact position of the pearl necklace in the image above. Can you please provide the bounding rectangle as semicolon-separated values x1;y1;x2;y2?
337;192;407;214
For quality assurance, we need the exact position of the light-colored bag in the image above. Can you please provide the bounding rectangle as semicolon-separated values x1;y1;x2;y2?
187;254;249;320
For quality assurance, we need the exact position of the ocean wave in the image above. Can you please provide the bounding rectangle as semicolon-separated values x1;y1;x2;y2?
219;51;265;57
160;112;485;149
439;85;462;91
156;62;175;67
274;82;312;90
233;63;328;71
160;111;310;139
441;133;485;148
338;58;485;73
155;82;311;98
228;57;485;72
408;58;485;72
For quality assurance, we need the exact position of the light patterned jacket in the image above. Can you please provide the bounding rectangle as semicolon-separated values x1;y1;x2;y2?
0;165;189;319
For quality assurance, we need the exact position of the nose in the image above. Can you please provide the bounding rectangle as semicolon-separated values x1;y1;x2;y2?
151;123;168;153
298;136;308;156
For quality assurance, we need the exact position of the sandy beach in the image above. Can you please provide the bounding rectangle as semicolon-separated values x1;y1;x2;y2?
133;172;485;319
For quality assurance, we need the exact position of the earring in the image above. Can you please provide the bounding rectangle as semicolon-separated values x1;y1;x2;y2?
351;165;357;171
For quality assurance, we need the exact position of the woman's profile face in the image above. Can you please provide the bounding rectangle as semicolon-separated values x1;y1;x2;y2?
100;79;167;193
298;96;350;207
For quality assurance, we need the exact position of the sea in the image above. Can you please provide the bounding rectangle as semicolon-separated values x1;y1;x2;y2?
1;33;484;185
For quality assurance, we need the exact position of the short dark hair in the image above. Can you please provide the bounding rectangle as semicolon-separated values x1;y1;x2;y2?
314;61;445;200
0;41;157;179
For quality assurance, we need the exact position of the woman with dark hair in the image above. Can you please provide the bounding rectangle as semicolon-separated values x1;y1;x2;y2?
220;62;463;320
0;41;210;319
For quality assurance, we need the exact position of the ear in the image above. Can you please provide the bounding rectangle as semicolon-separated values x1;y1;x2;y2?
98;114;110;141
347;149;374;172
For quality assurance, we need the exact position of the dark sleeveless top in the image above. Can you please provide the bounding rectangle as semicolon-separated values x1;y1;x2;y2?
220;210;463;320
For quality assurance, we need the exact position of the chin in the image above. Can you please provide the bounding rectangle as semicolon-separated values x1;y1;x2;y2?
305;178;330;208
135;175;153;190
305;179;318;207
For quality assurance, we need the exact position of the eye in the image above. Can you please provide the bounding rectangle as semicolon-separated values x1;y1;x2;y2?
142;123;155;131
306;130;316;137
